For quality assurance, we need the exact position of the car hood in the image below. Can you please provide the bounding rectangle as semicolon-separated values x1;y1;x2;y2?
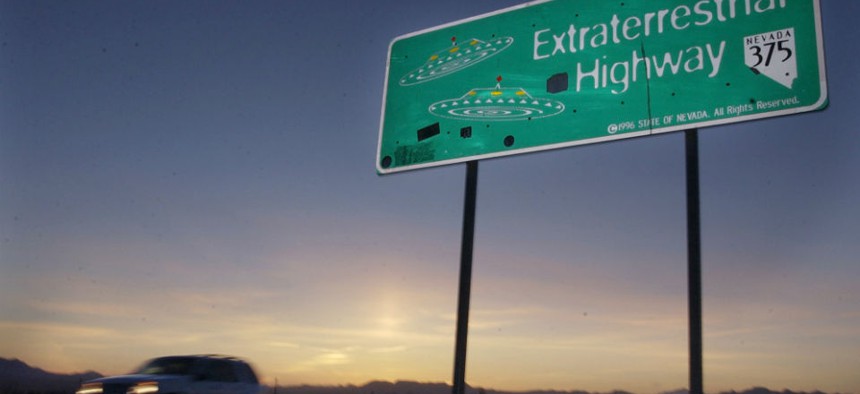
89;374;191;384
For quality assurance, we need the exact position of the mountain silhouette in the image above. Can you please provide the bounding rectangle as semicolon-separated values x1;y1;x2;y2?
0;358;102;394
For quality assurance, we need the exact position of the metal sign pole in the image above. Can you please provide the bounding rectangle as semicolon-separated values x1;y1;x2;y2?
453;160;479;394
685;129;704;394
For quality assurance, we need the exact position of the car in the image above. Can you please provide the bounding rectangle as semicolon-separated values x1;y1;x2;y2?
76;355;263;394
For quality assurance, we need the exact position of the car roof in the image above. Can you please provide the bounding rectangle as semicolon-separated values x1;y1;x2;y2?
153;354;249;363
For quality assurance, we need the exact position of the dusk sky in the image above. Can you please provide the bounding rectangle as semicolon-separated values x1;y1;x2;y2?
1;1;858;394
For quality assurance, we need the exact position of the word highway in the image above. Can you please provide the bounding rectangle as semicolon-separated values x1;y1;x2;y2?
532;0;787;94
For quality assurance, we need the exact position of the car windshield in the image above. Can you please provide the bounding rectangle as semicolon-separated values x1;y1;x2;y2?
133;357;197;376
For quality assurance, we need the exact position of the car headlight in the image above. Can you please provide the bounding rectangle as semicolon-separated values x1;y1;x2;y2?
76;383;103;394
127;382;159;394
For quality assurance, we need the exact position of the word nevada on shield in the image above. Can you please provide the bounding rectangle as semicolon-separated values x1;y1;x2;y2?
745;28;798;88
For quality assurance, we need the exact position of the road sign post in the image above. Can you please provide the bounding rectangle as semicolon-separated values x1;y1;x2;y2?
453;161;478;394
685;129;703;394
378;2;828;394
378;0;826;174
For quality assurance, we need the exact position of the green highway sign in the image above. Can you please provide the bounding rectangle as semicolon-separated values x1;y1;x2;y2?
377;0;827;174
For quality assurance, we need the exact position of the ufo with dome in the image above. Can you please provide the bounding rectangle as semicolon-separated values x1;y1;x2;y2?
429;85;565;121
399;36;514;86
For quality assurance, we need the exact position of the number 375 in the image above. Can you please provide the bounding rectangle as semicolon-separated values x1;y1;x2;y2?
749;39;793;68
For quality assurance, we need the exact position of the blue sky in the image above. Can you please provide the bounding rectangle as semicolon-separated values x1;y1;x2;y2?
1;1;858;394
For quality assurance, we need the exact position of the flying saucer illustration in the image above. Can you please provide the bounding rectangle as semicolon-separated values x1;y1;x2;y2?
399;36;514;86
428;81;565;121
